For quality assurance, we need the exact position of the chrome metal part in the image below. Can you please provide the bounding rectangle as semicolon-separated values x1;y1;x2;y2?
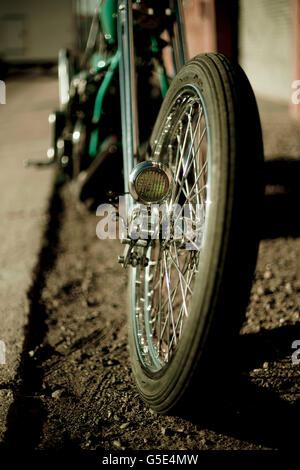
129;161;174;204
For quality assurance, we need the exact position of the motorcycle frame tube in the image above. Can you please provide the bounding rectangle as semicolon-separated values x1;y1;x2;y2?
117;0;139;214
99;0;118;44
89;51;120;157
174;0;187;68
169;0;187;74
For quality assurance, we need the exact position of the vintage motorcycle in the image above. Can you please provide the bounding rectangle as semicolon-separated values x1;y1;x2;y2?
28;0;263;413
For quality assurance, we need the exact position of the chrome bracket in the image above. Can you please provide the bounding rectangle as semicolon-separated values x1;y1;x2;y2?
118;237;149;268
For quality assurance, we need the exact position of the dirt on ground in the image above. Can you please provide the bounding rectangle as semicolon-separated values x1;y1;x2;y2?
1;102;300;452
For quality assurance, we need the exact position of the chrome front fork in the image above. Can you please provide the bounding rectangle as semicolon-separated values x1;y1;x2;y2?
117;0;139;201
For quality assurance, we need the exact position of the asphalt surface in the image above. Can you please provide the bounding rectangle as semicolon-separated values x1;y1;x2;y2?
0;69;57;440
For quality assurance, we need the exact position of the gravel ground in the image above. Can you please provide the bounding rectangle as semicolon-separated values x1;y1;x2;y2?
1;97;300;452
0;70;56;441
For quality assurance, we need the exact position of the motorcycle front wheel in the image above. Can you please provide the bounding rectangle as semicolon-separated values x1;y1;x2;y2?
128;53;263;413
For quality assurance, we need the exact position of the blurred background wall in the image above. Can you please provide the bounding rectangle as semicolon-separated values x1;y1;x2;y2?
239;0;291;103
0;0;298;116
0;0;74;65
184;0;299;117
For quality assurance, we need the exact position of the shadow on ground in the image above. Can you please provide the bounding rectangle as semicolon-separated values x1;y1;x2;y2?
262;159;300;238
1;177;64;450
183;323;300;450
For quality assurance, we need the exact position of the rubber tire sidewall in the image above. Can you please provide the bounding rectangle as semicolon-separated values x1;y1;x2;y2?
128;53;263;414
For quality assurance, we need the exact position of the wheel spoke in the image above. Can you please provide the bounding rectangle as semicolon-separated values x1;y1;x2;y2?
173;125;207;206
133;91;209;369
168;248;193;296
163;251;177;346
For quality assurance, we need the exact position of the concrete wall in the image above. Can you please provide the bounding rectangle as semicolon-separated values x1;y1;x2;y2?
75;0;98;16
0;0;74;63
184;0;217;59
239;0;291;103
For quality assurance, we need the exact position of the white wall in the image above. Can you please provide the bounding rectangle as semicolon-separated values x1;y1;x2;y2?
75;0;98;16
239;0;291;103
0;0;74;62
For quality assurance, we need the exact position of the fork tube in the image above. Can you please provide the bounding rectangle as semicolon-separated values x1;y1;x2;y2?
117;0;139;200
174;0;187;68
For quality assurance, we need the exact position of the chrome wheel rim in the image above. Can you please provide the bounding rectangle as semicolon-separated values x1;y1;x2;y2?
132;85;211;372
